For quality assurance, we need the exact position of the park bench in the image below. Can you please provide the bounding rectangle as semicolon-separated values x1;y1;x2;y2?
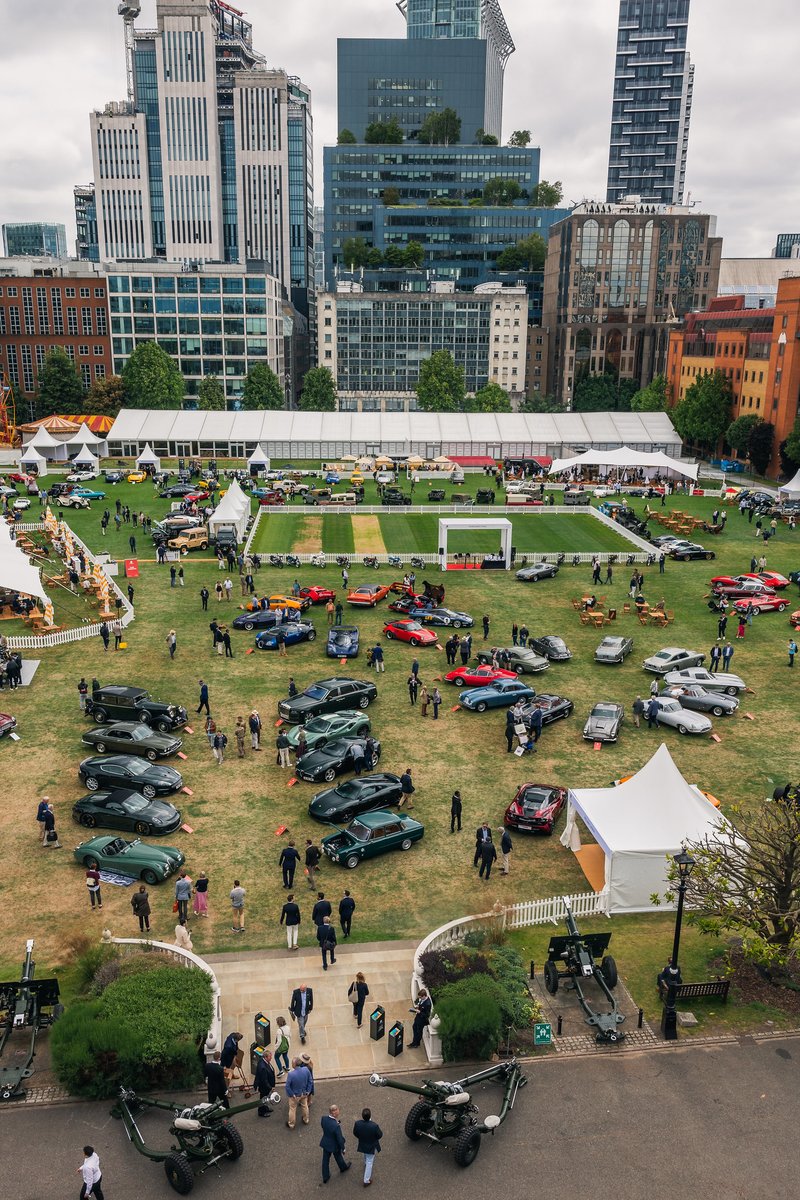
657;978;730;1003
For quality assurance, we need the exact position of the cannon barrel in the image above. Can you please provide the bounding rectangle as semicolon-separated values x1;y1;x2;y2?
563;900;580;940
369;1073;453;1100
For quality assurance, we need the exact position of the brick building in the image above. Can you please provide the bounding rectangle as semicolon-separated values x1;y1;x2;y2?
0;257;112;402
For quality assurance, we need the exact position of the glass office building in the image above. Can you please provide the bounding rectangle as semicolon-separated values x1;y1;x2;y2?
774;234;800;260
2;223;67;258
606;0;694;205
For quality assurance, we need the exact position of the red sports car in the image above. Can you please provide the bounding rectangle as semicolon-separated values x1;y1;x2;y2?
383;619;438;647
504;783;567;835
444;664;516;687
711;578;775;599
388;593;428;614
257;492;286;506
348;583;394;607
300;585;337;604
711;572;788;591
733;595;789;616
791;610;800;629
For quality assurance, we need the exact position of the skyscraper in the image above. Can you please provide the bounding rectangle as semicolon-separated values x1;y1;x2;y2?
606;0;694;206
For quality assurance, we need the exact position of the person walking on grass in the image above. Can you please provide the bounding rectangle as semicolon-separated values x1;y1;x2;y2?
194;871;209;917
276;729;291;768
175;872;191;922
431;686;441;720
213;728;227;765
789;638;798;668
99;621;109;652
450;790;462;832
249;709;262;750
166;629;177;659
482;614;490;640
280;893;301;950
197;679;210;715
305;840;321;890
339;889;355;938
500;828;513;875
399;768;415;809
85;861;102;910
353;1107;383;1188
77;677;88;711
478;836;497;881
722;641;734;671
131;884;151;932
420;684;429;717
632;696;645;729
736;617;746;640
372;641;385;672
200;586;209;611
280;841;301;889
112;619;123;650
326;599;335;625
235;717;246;758
407;674;418;705
230;879;246;933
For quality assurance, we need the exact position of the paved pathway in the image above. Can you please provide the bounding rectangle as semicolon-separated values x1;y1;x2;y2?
206;939;419;1079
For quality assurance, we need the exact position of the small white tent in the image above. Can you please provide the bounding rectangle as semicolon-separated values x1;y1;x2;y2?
207;478;250;545
549;446;698;481
779;468;800;499
0;520;50;606
68;423;108;460
72;449;100;471
19;447;48;479
560;743;724;913
247;444;270;473
29;427;68;462
136;443;161;471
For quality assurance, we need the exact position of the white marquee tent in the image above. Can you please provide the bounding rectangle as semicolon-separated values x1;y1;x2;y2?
30;427;68;462
549;446;698;481
19;447;48;479
560;743;724;913
207;479;250;544
247;444;271;472
778;468;800;498
136;443;161;471
72;449;100;471
0;519;49;606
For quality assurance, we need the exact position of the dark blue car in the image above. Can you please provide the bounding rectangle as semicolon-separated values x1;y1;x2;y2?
255;621;317;650
327;626;360;658
233;609;291;632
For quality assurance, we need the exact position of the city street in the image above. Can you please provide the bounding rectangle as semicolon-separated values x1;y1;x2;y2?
5;1035;799;1200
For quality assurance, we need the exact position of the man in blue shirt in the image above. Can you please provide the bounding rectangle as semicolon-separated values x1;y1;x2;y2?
285;1057;313;1129
319;1103;351;1182
174;873;192;922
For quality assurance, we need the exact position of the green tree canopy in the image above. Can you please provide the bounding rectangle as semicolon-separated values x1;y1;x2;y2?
383;245;406;268
123;342;185;409
416;350;466;413
382;186;401;206
482;178;522;206
83;374;125;418
474;128;498;145
495;232;546;273
508;130;532;147
573;372;635;413
748;420;774;475
532;180;564;207
36;348;85;414
630;374;668;412
299;366;337;412
671;369;733;451
519;391;560;413
467;382;512;413
781;416;800;472
403;240;424;268
364;119;404;144
725;412;760;454
366;248;384;269
241;362;284;410
418;108;461;145
337;129;357;144
197;374;226;411
341;237;372;270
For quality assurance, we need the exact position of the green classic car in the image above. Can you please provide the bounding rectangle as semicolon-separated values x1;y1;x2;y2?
321;809;424;869
284;709;371;752
73;835;185;884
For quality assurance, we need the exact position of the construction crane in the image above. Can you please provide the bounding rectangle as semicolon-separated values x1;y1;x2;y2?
117;2;141;105
0;367;17;447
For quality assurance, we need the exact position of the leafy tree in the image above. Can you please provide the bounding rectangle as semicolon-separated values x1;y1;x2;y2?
366;248;384;269
197;374;226;411
725;413;760;454
519;391;560;413
36;348;84;414
341;237;372;270
474;127;498;145
123;342;185;409
748;420;774;476
781;417;800;472
299;366;337;412
494;232;546;273
468;382;512;413
383;245;406;268
630;374;668;412
531;180;564;207
382;186;401;206
337;129;357;144
482;178;522;206
508;129;532;147
364;119;404;144
403;240;424;268
83;374;125;418
573;372;634;412
416;350;465;413
671;369;733;451
678;793;800;975
241;362;283;410
418;108;461;145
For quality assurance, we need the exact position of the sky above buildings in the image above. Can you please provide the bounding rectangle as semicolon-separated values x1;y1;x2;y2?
0;0;796;257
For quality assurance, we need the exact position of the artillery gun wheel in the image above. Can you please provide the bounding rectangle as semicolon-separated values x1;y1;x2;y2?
454;1127;482;1167
404;1101;433;1141
600;955;618;989
543;960;559;994
164;1152;194;1194
218;1120;244;1160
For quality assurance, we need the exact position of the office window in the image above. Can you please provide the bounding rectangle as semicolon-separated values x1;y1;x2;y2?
79;287;90;298
65;287;75;297
94;363;106;379
9;306;20;334
21;345;34;392
79;345;89;357
7;286;17;297
95;308;107;335
81;306;92;334
93;345;104;357
81;363;92;388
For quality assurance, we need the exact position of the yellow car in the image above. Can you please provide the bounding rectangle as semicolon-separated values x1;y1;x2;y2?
349;472;364;485
127;471;147;484
267;593;312;613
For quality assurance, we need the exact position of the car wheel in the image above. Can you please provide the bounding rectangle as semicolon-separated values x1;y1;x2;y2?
475;702;487;713
515;665;525;675
778;604;786;612
200;542;208;551
134;822;151;836
244;621;254;631
564;705;573;718
324;768;336;782
139;712;151;725
678;724;689;735
82;854;98;868
95;741;107;754
81;814;96;828
453;676;466;686
400;837;413;851
85;777;99;791
725;686;739;696
142;785;157;799
711;706;724;717
409;637;420;647
146;750;157;762
385;630;394;639
157;721;172;733
93;709;107;724
181;547;188;556
307;630;316;641
345;855;360;870
707;552;716;560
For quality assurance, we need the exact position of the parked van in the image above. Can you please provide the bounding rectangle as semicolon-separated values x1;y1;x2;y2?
273;479;309;495
506;494;542;506
320;491;359;507
563;489;590;506
168;525;210;553
449;468;465;485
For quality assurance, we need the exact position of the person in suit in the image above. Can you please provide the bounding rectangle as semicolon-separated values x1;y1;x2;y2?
253;1050;276;1118
312;892;332;927
317;916;338;970
408;990;432;1048
339;890;356;938
353;1107;383;1187
279;841;301;889
204;1052;228;1107
473;822;492;867
349;972;370;1028
280;894;301;950
319;1104;351;1183
479;838;497;881
450;790;462;833
290;984;313;1043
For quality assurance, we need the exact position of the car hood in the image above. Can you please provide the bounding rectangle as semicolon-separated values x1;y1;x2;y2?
667;709;710;728
584;715;618;735
280;695;322;713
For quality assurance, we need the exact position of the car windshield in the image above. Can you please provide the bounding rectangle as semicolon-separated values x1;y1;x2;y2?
549;638;566;650
324;740;352;756
335;780;364;798
519;787;554;812
304;686;329;700
347;821;370;842
403;622;422;631
593;705;618;719
131;727;152;741
660;700;680;712
603;640;622;649
121;795;150;813
654;651;676;660
106;838;127;855
122;759;149;775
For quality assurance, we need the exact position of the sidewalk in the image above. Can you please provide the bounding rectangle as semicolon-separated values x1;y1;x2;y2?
205;939;419;1079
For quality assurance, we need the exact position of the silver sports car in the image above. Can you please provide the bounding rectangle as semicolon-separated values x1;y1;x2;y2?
649;697;712;735
583;701;624;742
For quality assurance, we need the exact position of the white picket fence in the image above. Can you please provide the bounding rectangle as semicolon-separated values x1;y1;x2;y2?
411;888;610;1000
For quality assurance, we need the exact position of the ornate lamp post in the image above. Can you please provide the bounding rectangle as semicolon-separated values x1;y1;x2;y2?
661;849;695;1041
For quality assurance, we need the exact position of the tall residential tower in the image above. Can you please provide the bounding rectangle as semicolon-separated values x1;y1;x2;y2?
606;0;694;206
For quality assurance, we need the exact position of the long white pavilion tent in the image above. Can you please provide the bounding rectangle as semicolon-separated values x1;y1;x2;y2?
549;446;698;481
106;410;683;463
0;520;50;607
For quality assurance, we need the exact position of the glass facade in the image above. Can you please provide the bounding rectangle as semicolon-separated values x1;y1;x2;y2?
74;188;99;261
775;234;800;260
2;223;67;257
133;39;166;256
606;0;693;206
